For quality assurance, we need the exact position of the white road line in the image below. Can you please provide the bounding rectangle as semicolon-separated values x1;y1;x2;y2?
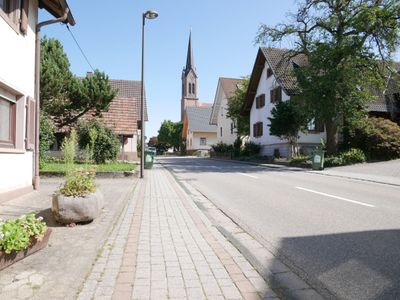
295;186;375;208
238;173;258;179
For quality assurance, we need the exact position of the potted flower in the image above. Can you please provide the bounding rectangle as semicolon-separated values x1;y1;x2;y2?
0;214;51;270
52;168;103;224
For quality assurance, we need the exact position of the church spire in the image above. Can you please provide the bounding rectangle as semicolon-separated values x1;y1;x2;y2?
185;31;196;75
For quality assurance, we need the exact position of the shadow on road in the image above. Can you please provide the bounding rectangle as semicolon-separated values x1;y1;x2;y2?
266;229;400;300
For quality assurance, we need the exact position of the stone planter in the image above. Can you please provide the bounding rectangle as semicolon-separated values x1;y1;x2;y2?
52;190;104;224
0;228;52;271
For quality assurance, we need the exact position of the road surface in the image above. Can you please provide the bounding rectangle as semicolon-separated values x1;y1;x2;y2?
159;156;400;300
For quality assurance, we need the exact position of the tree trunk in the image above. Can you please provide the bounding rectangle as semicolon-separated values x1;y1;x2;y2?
325;119;338;155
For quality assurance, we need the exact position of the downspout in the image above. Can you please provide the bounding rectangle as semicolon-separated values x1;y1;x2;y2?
33;8;69;190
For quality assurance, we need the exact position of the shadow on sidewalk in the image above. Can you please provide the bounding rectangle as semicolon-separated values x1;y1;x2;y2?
265;229;400;300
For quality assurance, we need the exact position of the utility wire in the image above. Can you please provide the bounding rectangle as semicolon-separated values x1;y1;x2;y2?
66;24;95;72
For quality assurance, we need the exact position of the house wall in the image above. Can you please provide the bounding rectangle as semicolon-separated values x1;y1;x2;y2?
0;0;38;198
250;61;326;157
216;88;237;145
186;131;217;151
120;134;138;161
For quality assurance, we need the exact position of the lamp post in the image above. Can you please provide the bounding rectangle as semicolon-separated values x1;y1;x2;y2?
140;10;158;179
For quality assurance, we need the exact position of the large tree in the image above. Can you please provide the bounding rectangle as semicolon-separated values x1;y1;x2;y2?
158;120;183;151
41;37;117;129
226;77;250;137
256;0;400;154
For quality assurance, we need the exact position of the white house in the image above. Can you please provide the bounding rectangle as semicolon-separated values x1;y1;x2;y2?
209;77;243;145
242;48;326;158
0;0;74;201
182;106;217;154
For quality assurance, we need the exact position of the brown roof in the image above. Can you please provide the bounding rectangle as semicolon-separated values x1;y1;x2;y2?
86;79;147;136
39;0;75;25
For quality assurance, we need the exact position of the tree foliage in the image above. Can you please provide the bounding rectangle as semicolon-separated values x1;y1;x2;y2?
158;120;183;151
41;37;117;129
226;77;250;136
39;112;56;166
256;0;400;154
268;100;308;157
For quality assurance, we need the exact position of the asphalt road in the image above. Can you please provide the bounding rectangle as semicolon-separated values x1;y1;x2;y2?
159;156;400;300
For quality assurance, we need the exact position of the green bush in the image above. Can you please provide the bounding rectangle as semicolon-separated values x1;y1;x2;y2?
61;129;78;170
289;155;310;165
77;120;120;164
324;148;366;167
241;142;261;156
350;117;400;160
59;168;96;197
0;214;47;254
211;142;233;153
39;113;55;167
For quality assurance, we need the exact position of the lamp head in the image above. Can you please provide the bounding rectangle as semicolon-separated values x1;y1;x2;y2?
144;10;158;20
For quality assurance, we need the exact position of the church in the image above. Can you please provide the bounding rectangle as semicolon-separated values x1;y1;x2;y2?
181;33;217;154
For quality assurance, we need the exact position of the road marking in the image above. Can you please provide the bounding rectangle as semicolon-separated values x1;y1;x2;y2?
295;187;375;208
238;173;258;179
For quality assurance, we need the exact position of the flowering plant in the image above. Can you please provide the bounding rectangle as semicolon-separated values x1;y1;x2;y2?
0;214;47;254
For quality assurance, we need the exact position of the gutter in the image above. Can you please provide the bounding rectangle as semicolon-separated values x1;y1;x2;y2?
33;7;70;190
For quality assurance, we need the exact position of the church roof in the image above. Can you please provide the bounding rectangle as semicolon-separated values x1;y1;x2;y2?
186;106;217;133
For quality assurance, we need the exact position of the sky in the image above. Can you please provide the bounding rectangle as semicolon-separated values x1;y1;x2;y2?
39;0;400;138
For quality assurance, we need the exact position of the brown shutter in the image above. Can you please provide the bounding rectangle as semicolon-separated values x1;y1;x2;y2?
277;87;282;103
26;96;35;150
261;94;265;107
270;89;275;103
20;0;29;34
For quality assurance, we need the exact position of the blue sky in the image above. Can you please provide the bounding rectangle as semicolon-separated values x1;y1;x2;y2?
40;1;399;138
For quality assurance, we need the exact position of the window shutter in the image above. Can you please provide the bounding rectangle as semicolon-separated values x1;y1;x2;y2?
259;122;263;136
277;87;282;103
26;96;35;150
20;0;29;34
270;89;275;103
261;94;265;107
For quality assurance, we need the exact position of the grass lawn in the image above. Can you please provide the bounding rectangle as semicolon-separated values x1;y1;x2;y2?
41;162;137;173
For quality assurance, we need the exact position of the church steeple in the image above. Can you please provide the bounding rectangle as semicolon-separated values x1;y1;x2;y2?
185;32;196;76
181;31;198;121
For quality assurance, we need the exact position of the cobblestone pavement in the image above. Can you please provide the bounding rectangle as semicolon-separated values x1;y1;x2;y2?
78;164;276;300
0;177;137;300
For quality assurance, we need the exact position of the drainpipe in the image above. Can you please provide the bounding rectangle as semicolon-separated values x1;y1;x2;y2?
33;8;69;190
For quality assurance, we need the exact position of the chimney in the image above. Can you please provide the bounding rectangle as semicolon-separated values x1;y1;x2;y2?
86;71;93;77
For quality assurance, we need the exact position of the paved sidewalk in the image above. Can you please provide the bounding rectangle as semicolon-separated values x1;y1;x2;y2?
78;164;276;300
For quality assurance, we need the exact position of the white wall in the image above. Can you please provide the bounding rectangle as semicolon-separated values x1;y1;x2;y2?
187;131;217;151
216;87;237;145
250;61;326;157
0;1;38;195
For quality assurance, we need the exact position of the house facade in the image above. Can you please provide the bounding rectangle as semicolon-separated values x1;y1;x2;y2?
182;106;217;154
242;48;325;158
0;0;74;201
100;79;147;161
210;78;242;145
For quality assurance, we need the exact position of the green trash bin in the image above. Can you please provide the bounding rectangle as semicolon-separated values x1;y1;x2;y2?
312;149;325;170
144;151;154;169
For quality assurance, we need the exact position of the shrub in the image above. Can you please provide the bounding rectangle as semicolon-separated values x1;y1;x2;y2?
59;168;96;197
61;129;78;169
350;117;400;160
339;148;366;165
241;142;261;156
289;155;310;165
233;137;242;157
0;214;47;254
77;120;120;164
39;113;55;167
211;142;233;153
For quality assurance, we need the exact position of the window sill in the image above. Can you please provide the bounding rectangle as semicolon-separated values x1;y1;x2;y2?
0;148;26;154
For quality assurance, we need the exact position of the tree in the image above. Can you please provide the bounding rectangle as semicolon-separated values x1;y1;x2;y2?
39;112;56;167
226;77;250;137
256;0;400;154
148;136;158;147
268;100;308;158
158;120;183;151
41;37;117;129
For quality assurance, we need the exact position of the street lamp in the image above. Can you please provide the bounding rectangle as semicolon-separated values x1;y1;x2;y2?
140;10;158;179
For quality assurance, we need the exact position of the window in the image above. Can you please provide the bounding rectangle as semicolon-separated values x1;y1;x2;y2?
307;118;324;133
255;94;265;109
0;0;27;33
270;87;282;104
200;137;207;145
220;127;223;137
0;97;16;148
188;83;192;94
267;68;273;78
253;122;263;138
192;83;195;94
230;122;234;135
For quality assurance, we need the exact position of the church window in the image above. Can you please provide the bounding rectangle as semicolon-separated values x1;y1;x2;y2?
188;83;192;94
192;83;195;94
